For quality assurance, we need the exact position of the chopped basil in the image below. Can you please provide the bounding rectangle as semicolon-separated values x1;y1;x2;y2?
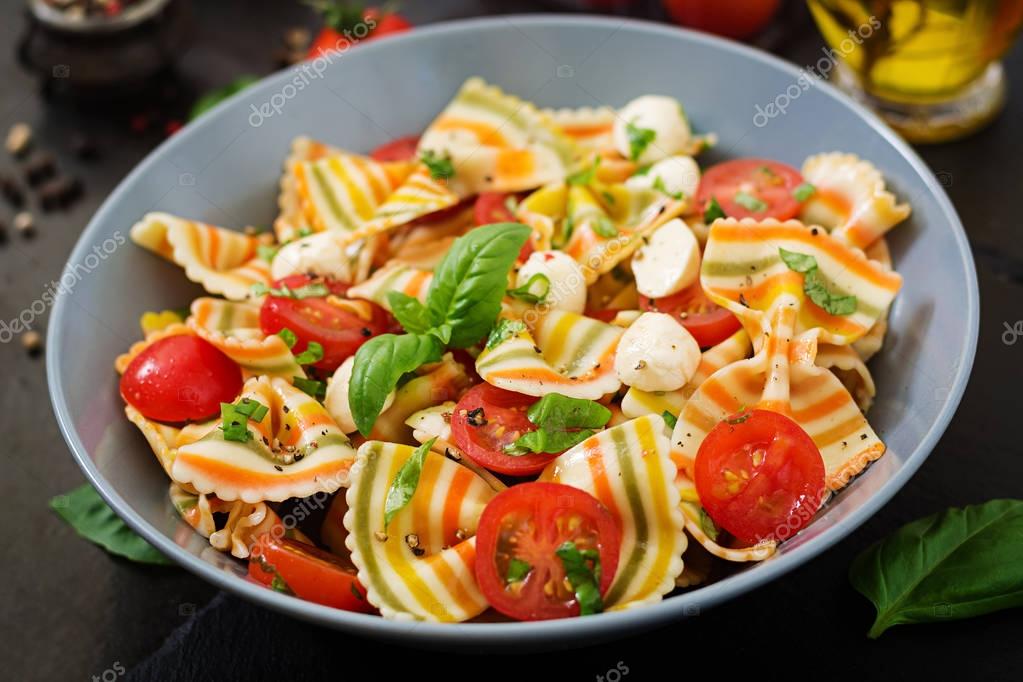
257;244;279;263
662;410;678;429
703;196;726;223
420;149;455;181
591;215;618;239
506;558;532;583
506;273;550;304
293;376;327;400
277;327;297;348
779;247;858;316
793;182;817;202
485;318;526;350
293;341;324;366
653;175;683;200
270;573;294;595
699;507;720;541
625;121;656;161
505;394;611;455
383;438;436;528
555;541;603;616
297;227;313;238
733;190;768;213
726;411;751;425
233;398;269;421
221;399;268;442
567;157;600;186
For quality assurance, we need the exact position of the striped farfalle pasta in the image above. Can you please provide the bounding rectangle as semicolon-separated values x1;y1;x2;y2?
346;261;433;312
344;440;500;621
539;414;686;610
671;300;886;491
417;77;577;197
815;342;876;413
340;166;460;246
187;297;305;379
800;152;911;251
621;329;752;420
170;482;218;538
126;405;187;482
543;105;617;152
700;218;902;346
275;135;415;242
476;309;623;400
173;376;356;503
131;213;273;301
405;403;509;493
674;477;777;562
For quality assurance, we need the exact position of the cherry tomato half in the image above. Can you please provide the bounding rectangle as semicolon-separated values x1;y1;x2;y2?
694;409;825;545
639;281;741;348
259;275;390;373
120;335;242;422
248;534;375;613
306;9;412;60
370;134;420;162
475;482;621;621
662;0;781;40
473;192;532;262
450;383;558;476
696;158;803;221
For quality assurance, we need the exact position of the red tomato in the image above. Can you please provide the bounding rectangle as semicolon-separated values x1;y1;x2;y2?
369;134;420;162
473;193;532;261
662;0;781;40
120;335;242;423
475;482;621;621
450;383;555;476
259;275;390;373
307;8;412;59
696;159;803;221
585;308;625;324
694;409;825;545
248;534;375;613
639;282;741;348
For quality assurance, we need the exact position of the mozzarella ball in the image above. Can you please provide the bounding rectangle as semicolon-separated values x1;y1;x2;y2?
270;231;351;281
613;95;692;165
625;155;701;200
324;356;394;434
632;218;701;299
614;312;700;392
515;250;586;313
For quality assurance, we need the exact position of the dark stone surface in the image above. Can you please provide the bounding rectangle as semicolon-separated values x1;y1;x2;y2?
1;1;1020;680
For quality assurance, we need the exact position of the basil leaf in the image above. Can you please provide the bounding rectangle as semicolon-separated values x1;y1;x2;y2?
567;157;600;186
424;222;531;348
506;273;550;304
221;402;256;442
233;398;268;421
506;558;532;583
293;376;326;400
653;175;683;200
527;394;612;430
349;333;444;435
383;438;437;528
662;410;678;429
420;149;455;180
189;75;258;120
257;244;279;263
779;248;858;316
293;341;324;365
850;499;1023;638
591;215;618;239
485;318;526;350
505;428;597;456
50;484;172;565
277;328;297;348
793;182;817;202
778;247;817;273
625;121;656;161
703;196;726;223
733;190;768;213
698;507;720;541
555;541;603;615
387;291;432;335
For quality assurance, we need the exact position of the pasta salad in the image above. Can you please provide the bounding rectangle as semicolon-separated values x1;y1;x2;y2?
117;77;909;622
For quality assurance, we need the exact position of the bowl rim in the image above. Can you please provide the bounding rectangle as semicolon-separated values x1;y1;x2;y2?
46;13;979;646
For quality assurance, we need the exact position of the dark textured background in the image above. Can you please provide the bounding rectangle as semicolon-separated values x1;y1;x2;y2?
1;1;1021;680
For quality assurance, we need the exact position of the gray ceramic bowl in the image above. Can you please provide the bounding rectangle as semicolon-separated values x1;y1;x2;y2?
47;15;977;649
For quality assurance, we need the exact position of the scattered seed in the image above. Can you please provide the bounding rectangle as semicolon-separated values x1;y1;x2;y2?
5;123;32;157
0;174;24;208
22;330;42;355
374;531;388;542
14;212;33;236
404;533;420;549
284;26;311;50
24;152;57;187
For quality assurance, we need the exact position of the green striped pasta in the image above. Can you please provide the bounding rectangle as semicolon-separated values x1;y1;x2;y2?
347;261;433;312
540;414;686;610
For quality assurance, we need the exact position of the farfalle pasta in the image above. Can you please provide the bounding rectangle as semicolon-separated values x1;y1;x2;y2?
115;79;913;623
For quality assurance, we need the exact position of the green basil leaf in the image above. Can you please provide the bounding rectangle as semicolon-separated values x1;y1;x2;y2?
849;499;1023;638
293;341;324;365
221;402;253;442
257;244;279;263
189;75;259;121
506;558;532;583
387;291;432;335
793;182;817;202
733;190;768;213
277;327;297;348
662;410;678;429
625;121;656;161
420;149;455;181
698;507;720;541
703;196;726;223
778;247;818;273
653;175;683;200
555;541;603;615
292;376;327;400
526;393;613;430
567;157;600;186
383;437;437;528
485;318;526;350
591;215;618;239
349;333;444;435
424;222;531;348
50;484;172;565
505;428;596;456
779;248;858;316
506;273;550;304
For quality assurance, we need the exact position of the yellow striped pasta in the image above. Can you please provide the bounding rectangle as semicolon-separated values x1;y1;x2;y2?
347;261;433;312
542;105;617;152
674;477;777;562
